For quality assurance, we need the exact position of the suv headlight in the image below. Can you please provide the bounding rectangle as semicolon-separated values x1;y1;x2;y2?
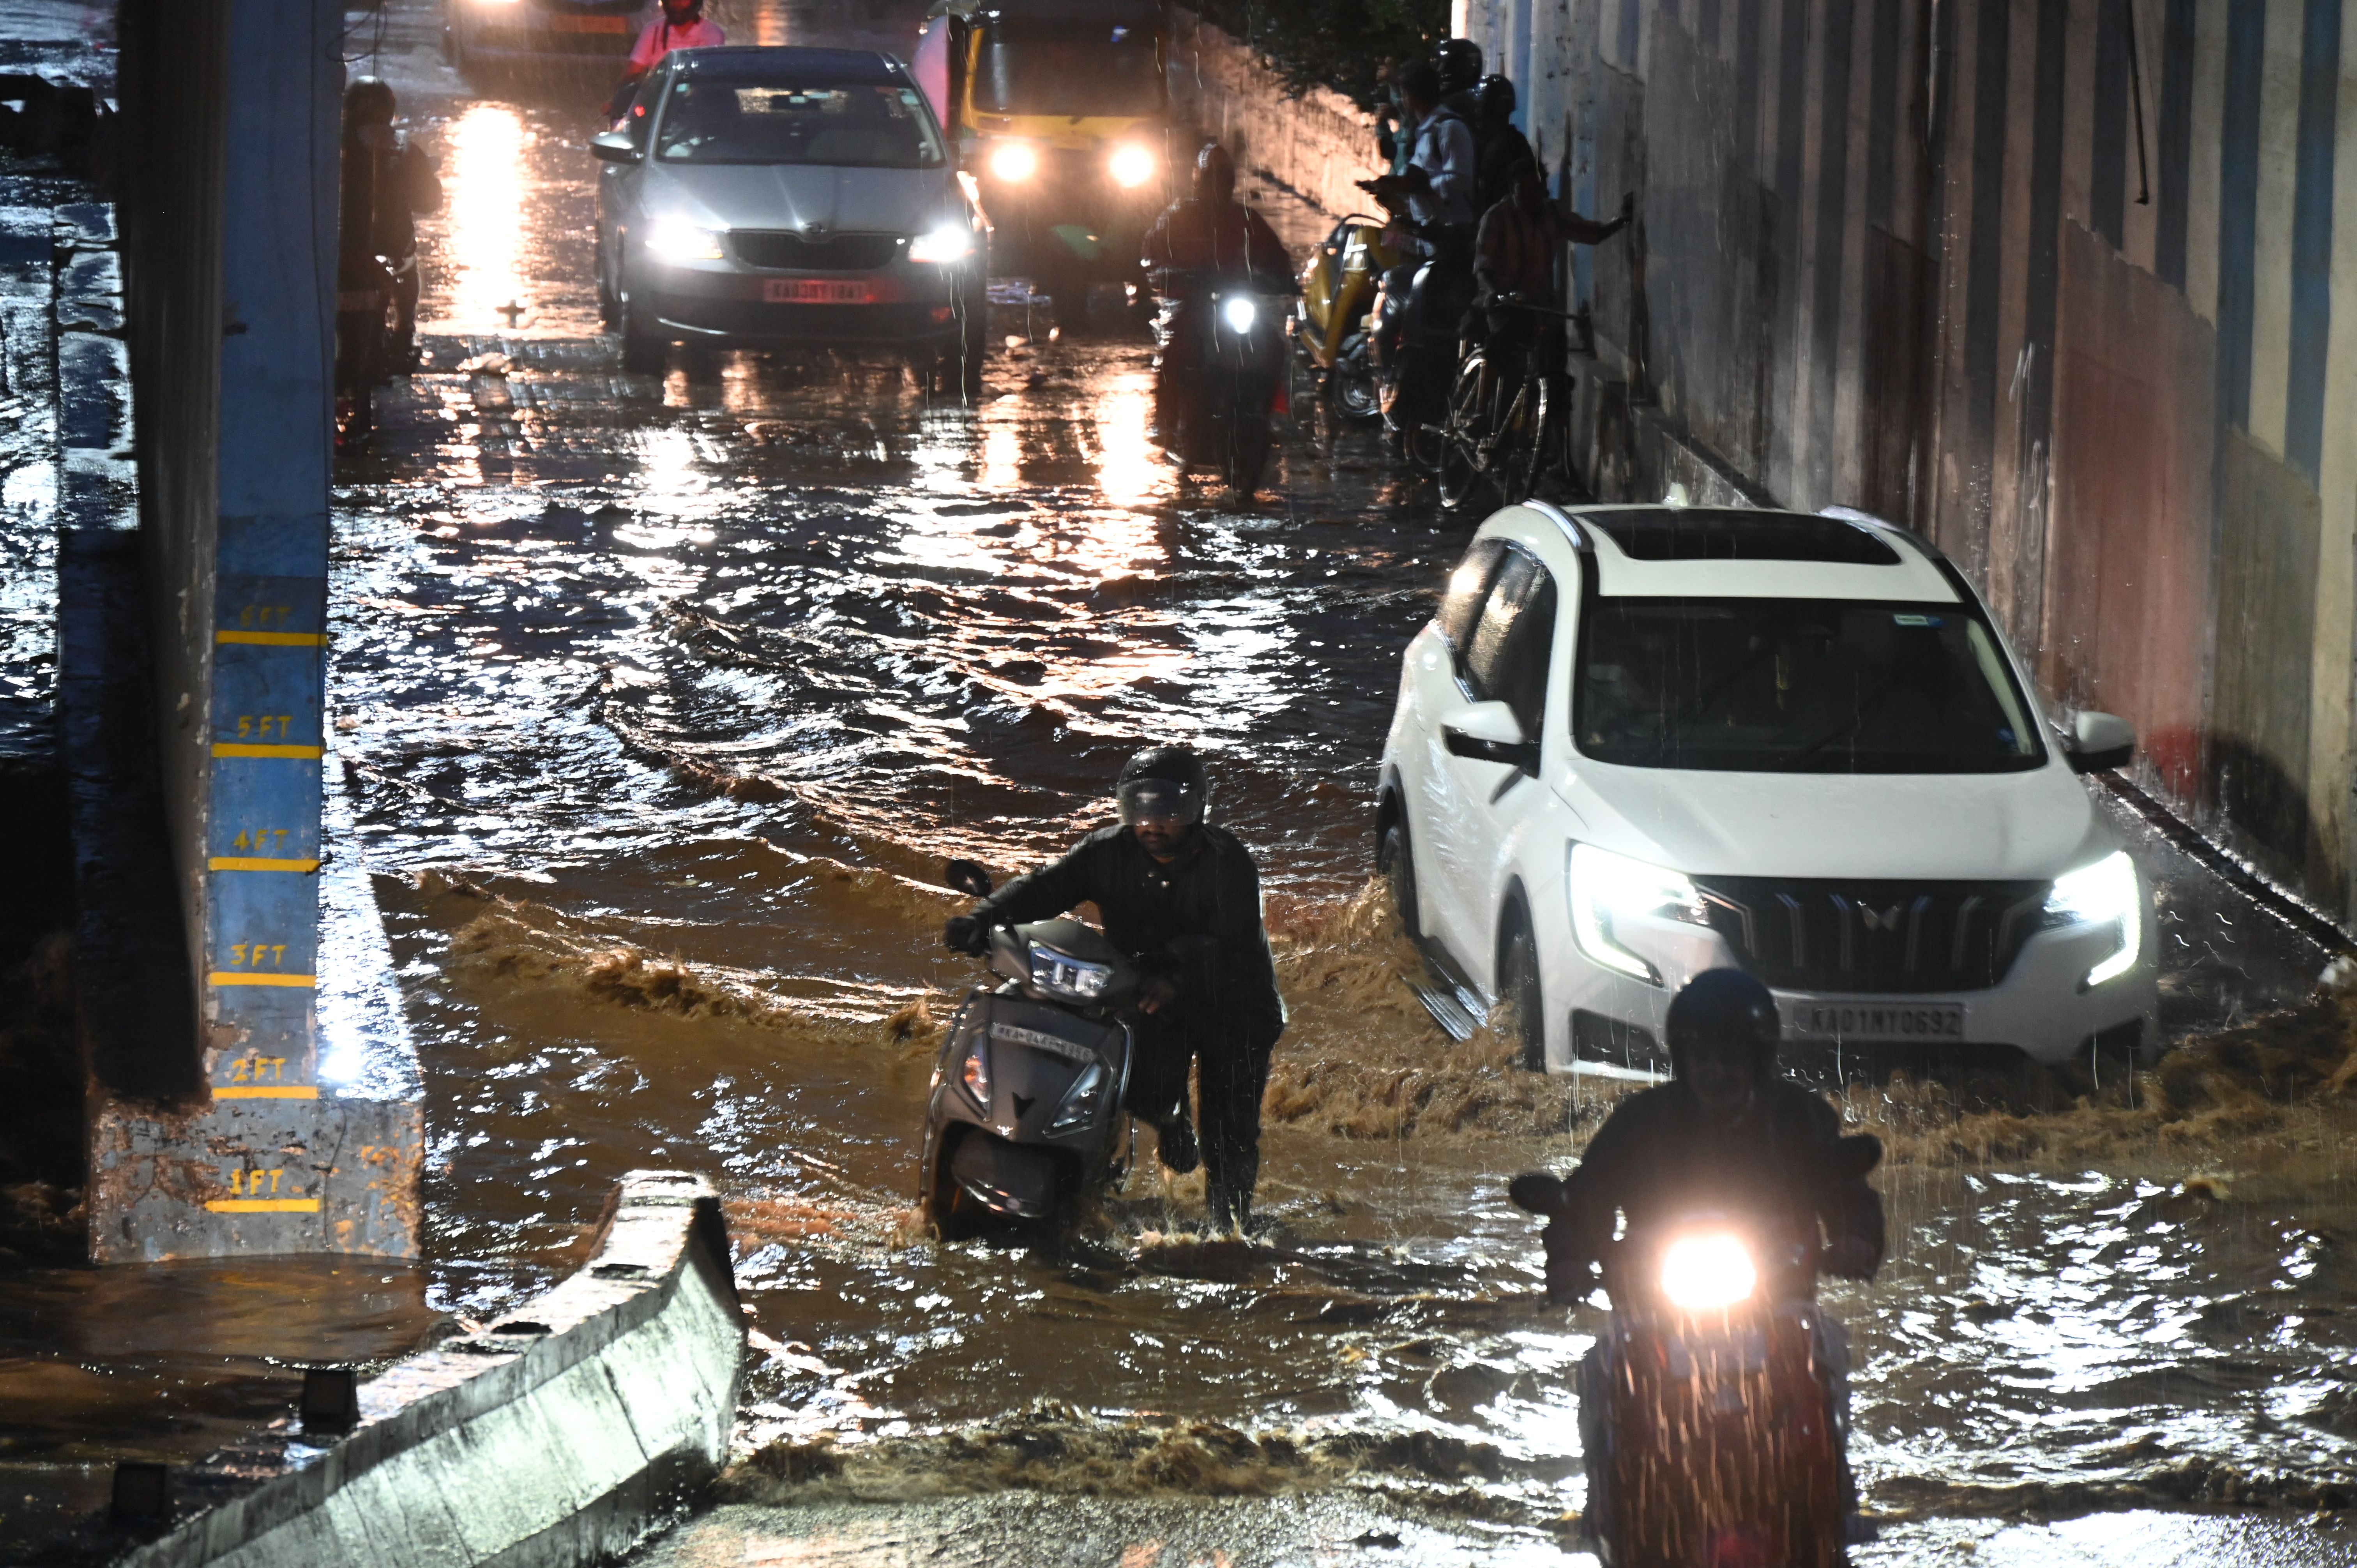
1567;843;1709;986
1029;944;1113;1001
909;224;975;264
2044;849;2142;987
645;218;724;261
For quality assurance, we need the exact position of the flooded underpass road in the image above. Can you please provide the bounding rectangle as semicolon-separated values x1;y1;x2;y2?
154;1;2357;1560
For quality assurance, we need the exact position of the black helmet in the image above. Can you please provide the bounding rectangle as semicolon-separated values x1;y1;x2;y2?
1665;969;1780;1079
1435;39;1483;97
345;76;396;127
1194;142;1236;204
1116;746;1209;827
1476;74;1517;119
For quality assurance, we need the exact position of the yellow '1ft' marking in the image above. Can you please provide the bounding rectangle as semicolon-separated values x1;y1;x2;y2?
215;1086;319;1099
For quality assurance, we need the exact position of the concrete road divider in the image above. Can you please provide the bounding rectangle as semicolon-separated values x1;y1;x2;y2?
88;1171;742;1568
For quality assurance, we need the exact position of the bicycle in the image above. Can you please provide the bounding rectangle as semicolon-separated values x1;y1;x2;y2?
1433;298;1576;511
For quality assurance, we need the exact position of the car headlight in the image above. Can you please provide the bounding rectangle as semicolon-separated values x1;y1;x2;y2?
1044;1061;1108;1134
1220;295;1258;334
909;224;976;265
1659;1231;1757;1311
1108;143;1156;188
959;1031;991;1108
1566;842;1710;985
2044;849;2142;988
1029;943;1113;1001
988;141;1039;182
644;218;724;261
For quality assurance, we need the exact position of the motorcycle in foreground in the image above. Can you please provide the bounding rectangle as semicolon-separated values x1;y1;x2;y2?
1152;268;1294;502
1513;1140;1881;1567
1292;213;1399;422
920;859;1136;1238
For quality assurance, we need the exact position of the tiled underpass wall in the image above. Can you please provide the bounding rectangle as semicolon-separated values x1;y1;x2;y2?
1456;0;2357;926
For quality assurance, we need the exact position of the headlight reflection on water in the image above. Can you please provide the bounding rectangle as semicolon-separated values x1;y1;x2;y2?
440;104;528;332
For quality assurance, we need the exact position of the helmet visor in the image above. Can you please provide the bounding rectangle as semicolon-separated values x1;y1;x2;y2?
1117;777;1201;827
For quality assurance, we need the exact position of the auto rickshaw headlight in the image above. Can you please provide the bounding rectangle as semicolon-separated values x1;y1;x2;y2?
1108;143;1156;188
988;141;1039;182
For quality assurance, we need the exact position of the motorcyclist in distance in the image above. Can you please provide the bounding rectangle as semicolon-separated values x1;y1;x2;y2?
1507;966;1884;1304
1139;144;1292;439
606;0;725;119
943;748;1286;1235
339;76;442;371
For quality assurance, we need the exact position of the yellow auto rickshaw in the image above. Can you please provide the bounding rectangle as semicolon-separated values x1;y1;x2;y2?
913;0;1173;329
1293;212;1401;422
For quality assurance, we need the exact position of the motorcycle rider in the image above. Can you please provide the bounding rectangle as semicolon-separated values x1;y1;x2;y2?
1138;144;1292;442
943;747;1286;1234
606;0;725;118
338;76;442;373
1434;37;1484;121
1469;75;1534;217
1508;968;1883;1544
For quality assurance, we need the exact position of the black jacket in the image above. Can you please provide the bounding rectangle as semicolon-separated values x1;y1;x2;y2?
975;823;1284;1049
1553;1079;1885;1274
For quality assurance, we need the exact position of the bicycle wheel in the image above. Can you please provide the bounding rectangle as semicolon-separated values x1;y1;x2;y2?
1500;374;1550;504
1436;354;1490;510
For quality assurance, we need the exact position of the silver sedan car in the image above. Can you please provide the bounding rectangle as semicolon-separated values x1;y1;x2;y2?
592;46;990;392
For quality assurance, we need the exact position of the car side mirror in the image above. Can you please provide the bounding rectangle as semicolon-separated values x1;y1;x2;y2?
2062;710;2136;775
1442;700;1540;773
590;131;641;164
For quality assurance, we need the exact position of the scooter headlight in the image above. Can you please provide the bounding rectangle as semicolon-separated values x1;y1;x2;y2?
2043;849;2143;988
1220;295;1258;334
1029;943;1113;1001
1108;143;1156;188
959;1032;992;1108
1567;842;1710;986
644;217;725;261
1044;1060;1109;1134
988;141;1039;182
1659;1230;1757;1311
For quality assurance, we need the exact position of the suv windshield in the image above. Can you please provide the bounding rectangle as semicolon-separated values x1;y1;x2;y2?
973;32;1164;117
655;80;946;167
1575;597;2044;773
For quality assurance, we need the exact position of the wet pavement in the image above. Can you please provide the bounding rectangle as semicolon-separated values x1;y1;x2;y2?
6;0;2357;1561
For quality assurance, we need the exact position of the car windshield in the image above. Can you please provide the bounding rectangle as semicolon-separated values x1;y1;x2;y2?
972;32;1164;117
1574;597;2045;773
654;79;946;167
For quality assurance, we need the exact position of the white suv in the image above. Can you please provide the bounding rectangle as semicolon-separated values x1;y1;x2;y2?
1375;503;2159;1076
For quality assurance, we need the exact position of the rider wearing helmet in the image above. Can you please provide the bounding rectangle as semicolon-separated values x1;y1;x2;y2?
944;747;1286;1234
1507;968;1885;1305
1434;37;1484;118
1139;144;1292;288
1469;74;1534;216
338;76;442;370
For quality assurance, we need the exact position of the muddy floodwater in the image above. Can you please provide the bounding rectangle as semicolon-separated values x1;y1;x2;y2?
7;2;2357;1563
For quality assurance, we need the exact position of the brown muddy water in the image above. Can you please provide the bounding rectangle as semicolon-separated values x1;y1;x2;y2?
7;2;2357;1562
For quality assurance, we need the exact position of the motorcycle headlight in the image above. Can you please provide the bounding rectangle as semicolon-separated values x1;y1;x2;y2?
988;141;1039;182
909;224;976;265
1220;295;1258;334
1659;1231;1757;1311
2043;849;2143;988
959;1032;992;1108
1567;843;1710;985
1108;143;1156;188
1029;944;1113;1001
645;218;724;261
1044;1060;1109;1134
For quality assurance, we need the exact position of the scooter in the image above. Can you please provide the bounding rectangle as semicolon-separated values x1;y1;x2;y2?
1512;1139;1882;1567
1151;268;1295;502
1292;213;1399;422
920;859;1137;1239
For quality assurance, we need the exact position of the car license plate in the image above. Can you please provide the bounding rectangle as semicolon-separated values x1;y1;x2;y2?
1782;1000;1966;1044
763;278;873;304
549;13;629;32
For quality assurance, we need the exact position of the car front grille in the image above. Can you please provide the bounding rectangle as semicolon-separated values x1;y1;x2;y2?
730;231;903;272
1691;876;2051;994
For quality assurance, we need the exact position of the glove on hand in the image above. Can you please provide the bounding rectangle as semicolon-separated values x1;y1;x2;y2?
943;914;988;955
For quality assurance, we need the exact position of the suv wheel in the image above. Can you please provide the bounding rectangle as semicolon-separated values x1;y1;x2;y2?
1498;910;1545;1072
1378;810;1421;941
